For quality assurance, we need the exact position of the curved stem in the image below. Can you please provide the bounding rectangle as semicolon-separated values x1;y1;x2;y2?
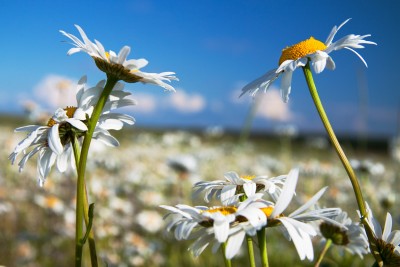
71;135;99;267
302;63;382;266
75;77;118;267
257;227;268;267
221;242;232;267
246;235;256;267
314;239;332;267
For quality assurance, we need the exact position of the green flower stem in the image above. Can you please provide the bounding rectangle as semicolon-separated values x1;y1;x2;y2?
257;227;268;267
314;239;332;267
71;135;99;267
239;96;261;144
302;63;382;266
221;242;232;267
75;76;118;267
84;185;99;267
246;235;256;267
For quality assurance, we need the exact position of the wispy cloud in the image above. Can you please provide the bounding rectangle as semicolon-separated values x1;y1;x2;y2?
255;89;293;122
131;93;157;113
231;87;294;122
169;90;205;113
131;89;206;114
33;74;78;109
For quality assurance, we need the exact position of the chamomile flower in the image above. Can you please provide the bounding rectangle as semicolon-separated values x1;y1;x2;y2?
241;19;376;102
259;169;340;261
160;194;268;244
60;25;178;91
193;171;286;205
364;205;400;266
317;210;369;258
9;107;87;186
9;76;136;186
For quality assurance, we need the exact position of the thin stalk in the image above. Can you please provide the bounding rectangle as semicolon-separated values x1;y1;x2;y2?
302;63;382;266
239;96;260;144
246;235;256;267
75;76;118;267
314;239;332;267
221;242;232;267
257;227;268;267
71;135;99;267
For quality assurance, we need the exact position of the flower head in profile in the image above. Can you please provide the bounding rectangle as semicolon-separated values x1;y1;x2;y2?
241;18;376;102
9;76;136;186
161;194;270;259
364;204;400;266
193;171;286;205
317;210;369;258
160;194;268;245
259;169;340;261
60;25;178;91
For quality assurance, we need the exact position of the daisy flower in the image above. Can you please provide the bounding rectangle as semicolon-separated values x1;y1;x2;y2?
241;18;376;102
364;204;400;266
317;210;369;258
259;169;340;261
193;171;286;205
9;76;136;186
60;25;178;91
160;193;269;244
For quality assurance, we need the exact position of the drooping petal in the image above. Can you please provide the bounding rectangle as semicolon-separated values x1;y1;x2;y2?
48;124;64;155
240;68;280;97
310;51;329;74
57;150;69;173
225;230;246;259
280;71;293;103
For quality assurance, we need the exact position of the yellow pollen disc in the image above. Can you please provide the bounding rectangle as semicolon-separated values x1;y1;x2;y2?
241;175;256;180
279;37;327;65
205;207;237;215
45;196;60;208
260;206;274;217
64;106;77;118
47;118;57;127
105;51;110;59
46;106;78;127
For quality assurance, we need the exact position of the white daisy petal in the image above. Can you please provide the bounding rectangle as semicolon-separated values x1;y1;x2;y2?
48;124;63;155
272;169;298;217
225;230;246;259
280;71;293;103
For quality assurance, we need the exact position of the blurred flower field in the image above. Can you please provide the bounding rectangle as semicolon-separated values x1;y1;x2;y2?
1;117;399;266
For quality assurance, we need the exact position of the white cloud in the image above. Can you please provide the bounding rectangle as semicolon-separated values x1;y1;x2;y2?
230;84;294;122
255;89;293;122
131;93;157;113
129;90;206;114
33;74;78;109
168;90;205;113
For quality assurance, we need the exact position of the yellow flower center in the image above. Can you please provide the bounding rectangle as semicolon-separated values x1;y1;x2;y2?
279;37;327;65
205;207;237;215
105;51;110;59
47;106;77;127
260;206;274;217
241;175;256;180
45;196;61;208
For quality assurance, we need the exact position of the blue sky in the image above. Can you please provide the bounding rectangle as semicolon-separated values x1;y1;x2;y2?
0;0;399;137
